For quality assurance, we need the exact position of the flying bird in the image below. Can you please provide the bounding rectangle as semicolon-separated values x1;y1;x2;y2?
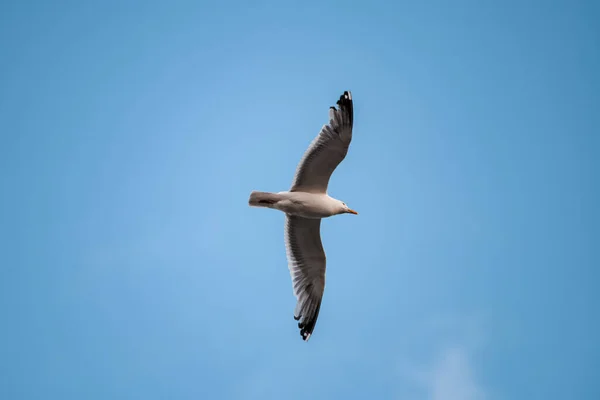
248;90;357;341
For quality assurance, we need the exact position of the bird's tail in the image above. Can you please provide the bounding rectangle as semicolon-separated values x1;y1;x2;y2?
248;191;282;208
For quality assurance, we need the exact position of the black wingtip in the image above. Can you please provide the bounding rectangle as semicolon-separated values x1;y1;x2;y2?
336;90;353;118
332;90;353;128
337;90;352;106
296;301;322;342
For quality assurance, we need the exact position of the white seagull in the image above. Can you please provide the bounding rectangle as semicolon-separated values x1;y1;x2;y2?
248;90;357;341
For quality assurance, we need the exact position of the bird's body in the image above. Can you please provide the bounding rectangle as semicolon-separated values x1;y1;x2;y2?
249;191;354;219
248;90;356;341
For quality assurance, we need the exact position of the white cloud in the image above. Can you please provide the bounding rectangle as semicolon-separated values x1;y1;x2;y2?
396;315;488;400
429;346;485;400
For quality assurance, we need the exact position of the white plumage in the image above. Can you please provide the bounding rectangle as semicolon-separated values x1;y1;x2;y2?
248;90;357;341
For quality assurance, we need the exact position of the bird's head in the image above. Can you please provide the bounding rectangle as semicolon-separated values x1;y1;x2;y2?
338;201;358;215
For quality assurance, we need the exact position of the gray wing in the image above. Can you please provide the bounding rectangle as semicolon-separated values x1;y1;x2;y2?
290;91;354;194
284;215;326;341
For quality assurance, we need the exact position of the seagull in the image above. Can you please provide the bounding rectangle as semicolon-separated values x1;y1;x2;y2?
248;90;357;341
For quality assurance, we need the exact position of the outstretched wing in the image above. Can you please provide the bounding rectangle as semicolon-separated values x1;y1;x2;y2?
284;215;326;341
290;91;354;194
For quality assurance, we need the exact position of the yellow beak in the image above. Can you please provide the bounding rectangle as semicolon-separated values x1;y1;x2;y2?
347;209;358;215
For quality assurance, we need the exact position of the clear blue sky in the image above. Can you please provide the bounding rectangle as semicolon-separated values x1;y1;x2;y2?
1;1;598;399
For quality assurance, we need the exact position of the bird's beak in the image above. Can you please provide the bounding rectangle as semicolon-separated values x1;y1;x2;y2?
347;209;358;215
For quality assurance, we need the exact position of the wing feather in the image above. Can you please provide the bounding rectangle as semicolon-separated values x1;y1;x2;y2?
284;215;326;341
290;91;354;194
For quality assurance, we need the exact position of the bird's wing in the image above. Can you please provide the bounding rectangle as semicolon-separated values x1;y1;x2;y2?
290;91;354;194
284;215;326;341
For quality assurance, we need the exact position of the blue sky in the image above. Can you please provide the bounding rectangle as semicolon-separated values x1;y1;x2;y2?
1;0;598;399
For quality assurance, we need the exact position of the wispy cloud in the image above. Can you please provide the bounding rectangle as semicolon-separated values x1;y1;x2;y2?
428;346;485;400
396;315;488;400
